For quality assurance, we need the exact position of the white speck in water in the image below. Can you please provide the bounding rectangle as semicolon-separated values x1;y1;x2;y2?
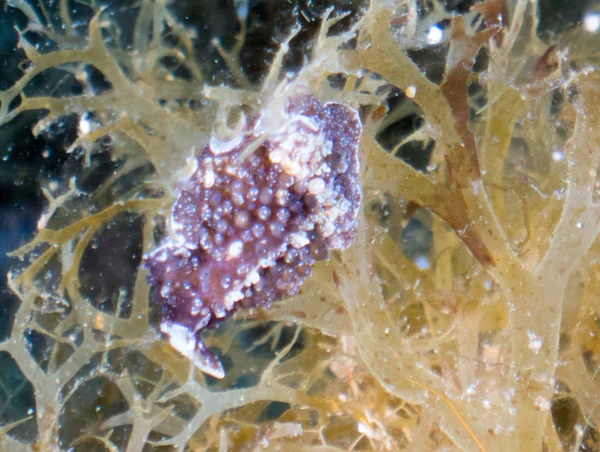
426;25;444;45
534;396;551;411
584;11;600;33
577;222;584;229
528;330;543;352
551;149;564;162
415;255;431;270
406;86;417;98
79;116;91;134
482;399;492;409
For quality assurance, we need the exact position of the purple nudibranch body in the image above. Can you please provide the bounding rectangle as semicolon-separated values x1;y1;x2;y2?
144;94;362;378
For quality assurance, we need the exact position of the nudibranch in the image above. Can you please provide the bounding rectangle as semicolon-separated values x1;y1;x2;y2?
144;93;362;378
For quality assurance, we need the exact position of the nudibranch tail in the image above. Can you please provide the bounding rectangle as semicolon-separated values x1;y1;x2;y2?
144;93;362;378
158;320;225;378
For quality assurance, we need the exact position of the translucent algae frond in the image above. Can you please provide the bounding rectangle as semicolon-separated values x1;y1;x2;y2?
2;0;600;451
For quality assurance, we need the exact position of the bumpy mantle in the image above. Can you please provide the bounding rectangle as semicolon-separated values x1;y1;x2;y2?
144;94;362;378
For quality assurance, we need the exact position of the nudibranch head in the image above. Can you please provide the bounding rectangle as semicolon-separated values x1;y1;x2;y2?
144;94;362;378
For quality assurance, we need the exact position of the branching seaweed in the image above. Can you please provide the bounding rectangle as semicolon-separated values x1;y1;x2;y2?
2;0;600;451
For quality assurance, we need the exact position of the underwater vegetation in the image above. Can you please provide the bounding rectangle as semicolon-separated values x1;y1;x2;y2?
2;0;600;450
